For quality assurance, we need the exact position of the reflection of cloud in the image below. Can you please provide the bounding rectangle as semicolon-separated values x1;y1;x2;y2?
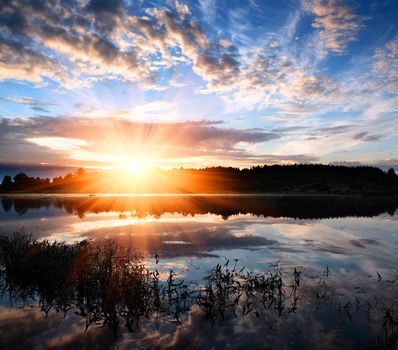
349;238;379;249
1;271;394;350
44;325;115;350
0;308;74;349
269;218;398;276
0;307;115;350
1;218;398;349
83;221;276;257
116;286;393;349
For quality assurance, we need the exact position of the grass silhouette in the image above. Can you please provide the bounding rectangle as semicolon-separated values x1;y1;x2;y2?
0;233;397;348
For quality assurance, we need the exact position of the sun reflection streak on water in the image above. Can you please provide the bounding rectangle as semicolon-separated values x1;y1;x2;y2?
1;195;398;350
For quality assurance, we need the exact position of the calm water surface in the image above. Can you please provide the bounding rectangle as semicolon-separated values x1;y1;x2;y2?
1;195;397;349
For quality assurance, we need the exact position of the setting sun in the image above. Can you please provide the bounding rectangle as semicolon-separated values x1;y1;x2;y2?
126;160;147;175
1;0;398;349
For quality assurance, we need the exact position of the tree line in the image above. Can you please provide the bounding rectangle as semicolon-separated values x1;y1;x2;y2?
1;164;397;194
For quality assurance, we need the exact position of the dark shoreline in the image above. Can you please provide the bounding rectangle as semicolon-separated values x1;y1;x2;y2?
2;165;398;195
2;193;397;219
2;192;398;196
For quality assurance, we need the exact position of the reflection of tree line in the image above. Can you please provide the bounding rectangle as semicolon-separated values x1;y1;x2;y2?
1;165;398;194
1;195;397;219
0;234;397;348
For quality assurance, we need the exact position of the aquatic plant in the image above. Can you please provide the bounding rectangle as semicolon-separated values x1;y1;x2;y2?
0;233;397;348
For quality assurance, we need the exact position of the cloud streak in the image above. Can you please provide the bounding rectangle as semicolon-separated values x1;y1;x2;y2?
0;0;243;90
0;0;397;169
304;0;364;55
0;97;55;105
0;116;313;167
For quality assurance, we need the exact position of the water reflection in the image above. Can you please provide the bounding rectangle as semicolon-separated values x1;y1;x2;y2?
1;194;397;219
0;195;398;349
0;235;397;350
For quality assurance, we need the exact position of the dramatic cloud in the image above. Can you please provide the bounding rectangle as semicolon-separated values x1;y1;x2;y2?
0;116;303;167
0;0;397;169
219;46;339;117
0;0;373;109
0;0;242;90
305;0;363;54
0;0;152;88
0;36;73;85
0;0;359;93
211;1;368;117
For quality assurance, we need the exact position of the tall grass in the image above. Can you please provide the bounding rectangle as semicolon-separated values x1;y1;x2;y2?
0;234;397;348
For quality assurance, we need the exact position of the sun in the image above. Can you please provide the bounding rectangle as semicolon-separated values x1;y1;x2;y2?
105;157;158;193
124;158;151;176
127;162;144;174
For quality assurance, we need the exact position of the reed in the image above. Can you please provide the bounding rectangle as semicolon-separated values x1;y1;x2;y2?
0;233;397;348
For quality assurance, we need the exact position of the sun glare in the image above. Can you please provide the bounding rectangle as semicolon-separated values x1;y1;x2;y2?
123;158;152;178
104;158;156;193
127;162;144;174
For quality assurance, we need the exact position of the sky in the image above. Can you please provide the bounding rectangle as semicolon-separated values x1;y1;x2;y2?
0;0;398;174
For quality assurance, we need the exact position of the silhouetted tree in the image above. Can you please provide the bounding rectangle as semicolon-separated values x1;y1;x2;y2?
75;168;86;176
13;173;29;183
387;168;396;177
1;165;398;194
1;175;12;191
64;173;73;181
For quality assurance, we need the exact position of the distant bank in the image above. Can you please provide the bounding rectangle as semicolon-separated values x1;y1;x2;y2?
1;164;397;195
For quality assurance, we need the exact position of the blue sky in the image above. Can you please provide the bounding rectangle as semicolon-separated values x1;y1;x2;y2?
0;0;398;172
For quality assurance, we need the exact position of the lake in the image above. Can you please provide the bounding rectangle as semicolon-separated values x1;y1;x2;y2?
1;194;397;349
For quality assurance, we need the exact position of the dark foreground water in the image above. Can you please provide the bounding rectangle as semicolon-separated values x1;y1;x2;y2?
0;194;397;349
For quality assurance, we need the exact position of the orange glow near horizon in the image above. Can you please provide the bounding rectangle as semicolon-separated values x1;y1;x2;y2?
22;117;257;171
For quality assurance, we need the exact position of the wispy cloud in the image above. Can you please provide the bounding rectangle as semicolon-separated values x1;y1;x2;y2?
78;101;180;121
304;0;364;55
199;0;217;24
0;116;288;167
0;0;397;169
26;137;89;151
30;106;50;113
0;0;370;105
352;132;382;142
0;0;239;89
0;97;55;105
